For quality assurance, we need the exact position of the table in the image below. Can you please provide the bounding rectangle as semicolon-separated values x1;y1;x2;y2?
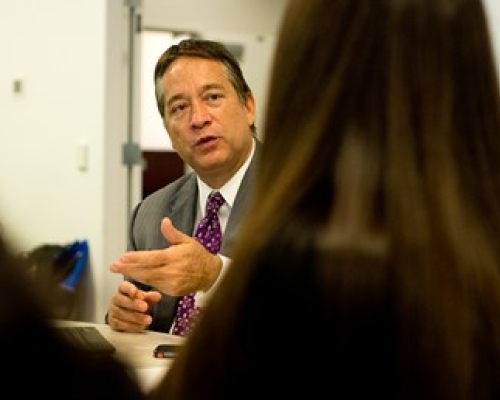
55;320;184;392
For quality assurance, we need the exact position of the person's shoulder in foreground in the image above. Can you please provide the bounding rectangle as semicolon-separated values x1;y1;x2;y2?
0;234;145;399
149;0;500;399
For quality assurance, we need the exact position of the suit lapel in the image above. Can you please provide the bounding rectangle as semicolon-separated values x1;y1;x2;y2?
165;174;198;245
222;141;260;254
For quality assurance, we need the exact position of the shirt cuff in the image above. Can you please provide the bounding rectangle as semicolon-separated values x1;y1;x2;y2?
194;254;231;307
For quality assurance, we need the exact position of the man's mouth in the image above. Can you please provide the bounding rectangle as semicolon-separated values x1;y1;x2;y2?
195;136;217;146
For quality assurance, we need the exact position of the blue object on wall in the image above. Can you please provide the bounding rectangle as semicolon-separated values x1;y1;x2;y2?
60;240;89;291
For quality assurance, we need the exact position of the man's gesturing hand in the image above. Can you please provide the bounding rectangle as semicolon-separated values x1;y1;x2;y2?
107;280;162;332
109;218;222;296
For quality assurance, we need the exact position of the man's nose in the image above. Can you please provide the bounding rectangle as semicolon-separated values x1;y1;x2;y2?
190;100;210;128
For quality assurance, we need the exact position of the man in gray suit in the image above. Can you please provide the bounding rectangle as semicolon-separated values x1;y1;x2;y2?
106;39;260;334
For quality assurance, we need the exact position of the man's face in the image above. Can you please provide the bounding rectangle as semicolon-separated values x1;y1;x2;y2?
161;57;255;187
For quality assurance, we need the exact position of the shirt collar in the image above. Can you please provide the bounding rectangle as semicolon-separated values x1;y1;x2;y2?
196;138;255;211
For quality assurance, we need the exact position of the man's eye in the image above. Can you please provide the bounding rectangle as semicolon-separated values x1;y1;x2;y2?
206;93;223;102
171;103;187;114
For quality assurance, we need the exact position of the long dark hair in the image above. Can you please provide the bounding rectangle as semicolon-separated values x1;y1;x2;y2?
258;0;500;397
154;1;500;399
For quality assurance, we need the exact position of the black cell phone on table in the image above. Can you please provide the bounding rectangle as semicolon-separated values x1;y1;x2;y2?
153;344;181;359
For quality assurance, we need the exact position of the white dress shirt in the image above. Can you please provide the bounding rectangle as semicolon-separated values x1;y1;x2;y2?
193;140;255;308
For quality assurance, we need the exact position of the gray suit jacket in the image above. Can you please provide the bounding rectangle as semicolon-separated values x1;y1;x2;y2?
127;140;260;333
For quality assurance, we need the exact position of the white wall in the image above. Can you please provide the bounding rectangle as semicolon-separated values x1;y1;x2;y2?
484;0;500;77
0;0;132;322
144;0;286;36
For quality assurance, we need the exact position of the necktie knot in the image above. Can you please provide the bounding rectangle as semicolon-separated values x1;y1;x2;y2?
195;192;225;255
206;191;225;215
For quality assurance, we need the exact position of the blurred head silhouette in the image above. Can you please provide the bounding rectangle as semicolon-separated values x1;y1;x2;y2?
0;235;144;399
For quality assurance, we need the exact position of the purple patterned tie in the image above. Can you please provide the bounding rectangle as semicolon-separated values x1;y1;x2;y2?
172;191;225;336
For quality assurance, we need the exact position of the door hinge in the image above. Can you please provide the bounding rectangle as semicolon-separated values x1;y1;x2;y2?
122;142;142;166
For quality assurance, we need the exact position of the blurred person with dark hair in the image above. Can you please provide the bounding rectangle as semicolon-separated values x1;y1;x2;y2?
107;39;260;335
150;0;500;399
0;235;145;399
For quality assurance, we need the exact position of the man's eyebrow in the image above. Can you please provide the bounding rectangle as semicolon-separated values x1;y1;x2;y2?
201;83;225;92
